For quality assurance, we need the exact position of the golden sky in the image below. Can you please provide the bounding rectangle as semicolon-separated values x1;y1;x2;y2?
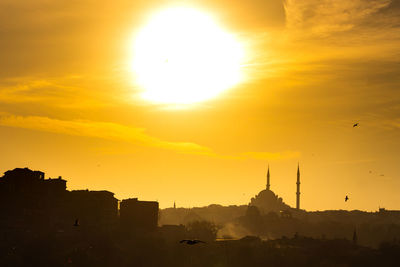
1;0;400;210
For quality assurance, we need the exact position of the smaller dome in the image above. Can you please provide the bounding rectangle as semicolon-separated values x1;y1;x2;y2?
250;189;291;213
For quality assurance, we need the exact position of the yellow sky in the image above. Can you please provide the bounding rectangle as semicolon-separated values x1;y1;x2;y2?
1;0;400;210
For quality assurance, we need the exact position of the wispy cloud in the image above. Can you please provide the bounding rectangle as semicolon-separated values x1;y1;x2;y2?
0;75;129;110
0;113;300;160
284;0;393;38
0;114;214;156
382;117;400;130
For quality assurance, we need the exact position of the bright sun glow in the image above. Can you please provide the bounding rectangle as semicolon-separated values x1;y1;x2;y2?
131;7;244;105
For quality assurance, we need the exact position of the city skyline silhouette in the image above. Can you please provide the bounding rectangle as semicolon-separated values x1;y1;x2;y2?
1;0;400;265
1;0;400;212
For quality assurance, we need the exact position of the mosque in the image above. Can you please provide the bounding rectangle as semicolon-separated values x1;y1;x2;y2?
249;164;301;214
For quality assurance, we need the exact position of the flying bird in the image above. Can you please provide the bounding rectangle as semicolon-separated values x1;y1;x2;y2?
180;239;206;245
345;195;349;202
73;219;80;227
353;123;359;127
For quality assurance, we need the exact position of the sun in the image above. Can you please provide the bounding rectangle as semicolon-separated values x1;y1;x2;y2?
131;7;244;105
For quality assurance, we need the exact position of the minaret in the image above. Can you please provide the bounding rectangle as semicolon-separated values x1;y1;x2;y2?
173;201;176;209
296;163;300;210
266;165;271;190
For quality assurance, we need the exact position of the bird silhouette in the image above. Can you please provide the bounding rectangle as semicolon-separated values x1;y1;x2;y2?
345;195;349;202
353;123;359;127
73;219;80;227
180;239;205;245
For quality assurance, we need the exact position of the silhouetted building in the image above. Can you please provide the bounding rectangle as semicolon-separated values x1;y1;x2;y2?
0;168;66;195
0;167;157;234
43;176;67;193
120;198;159;232
0;168;69;231
250;166;291;213
250;164;305;213
250;189;290;213
68;190;118;229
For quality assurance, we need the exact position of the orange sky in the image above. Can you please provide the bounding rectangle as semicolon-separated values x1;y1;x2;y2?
1;0;400;210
